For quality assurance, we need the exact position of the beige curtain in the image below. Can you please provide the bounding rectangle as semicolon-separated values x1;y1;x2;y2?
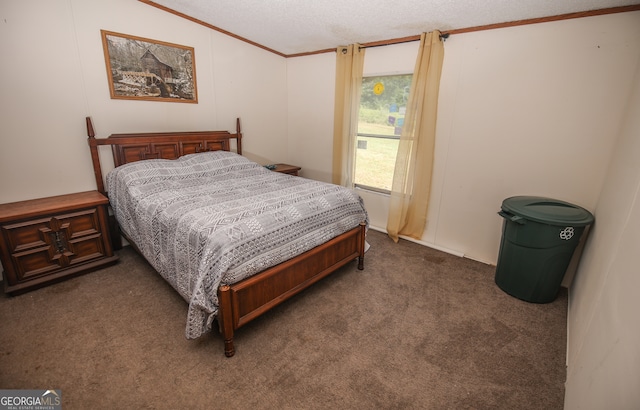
387;31;445;242
332;44;365;187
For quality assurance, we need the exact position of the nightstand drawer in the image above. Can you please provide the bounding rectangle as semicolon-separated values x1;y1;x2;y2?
3;209;102;252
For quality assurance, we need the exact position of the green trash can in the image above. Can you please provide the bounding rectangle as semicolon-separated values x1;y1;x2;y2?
495;196;594;303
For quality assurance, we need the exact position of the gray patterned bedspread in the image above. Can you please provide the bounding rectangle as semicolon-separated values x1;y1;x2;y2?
107;151;368;338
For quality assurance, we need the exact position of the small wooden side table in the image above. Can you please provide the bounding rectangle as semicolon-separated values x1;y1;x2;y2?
272;164;301;176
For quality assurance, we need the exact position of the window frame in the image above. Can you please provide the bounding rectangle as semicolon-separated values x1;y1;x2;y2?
354;73;413;194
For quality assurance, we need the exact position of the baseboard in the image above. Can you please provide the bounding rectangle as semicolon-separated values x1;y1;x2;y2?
367;225;466;258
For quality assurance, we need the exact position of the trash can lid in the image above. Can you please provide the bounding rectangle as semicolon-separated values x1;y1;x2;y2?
502;196;594;226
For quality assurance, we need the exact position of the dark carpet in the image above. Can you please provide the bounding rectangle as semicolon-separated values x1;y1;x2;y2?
0;230;567;409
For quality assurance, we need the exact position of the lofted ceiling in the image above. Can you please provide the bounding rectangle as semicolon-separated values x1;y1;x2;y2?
143;0;640;56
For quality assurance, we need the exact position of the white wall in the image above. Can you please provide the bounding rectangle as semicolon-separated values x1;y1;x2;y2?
286;52;337;182
288;11;640;265
435;14;639;264
0;0;288;204
564;56;640;409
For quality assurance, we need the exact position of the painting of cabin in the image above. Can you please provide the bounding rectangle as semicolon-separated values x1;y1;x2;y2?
101;30;197;103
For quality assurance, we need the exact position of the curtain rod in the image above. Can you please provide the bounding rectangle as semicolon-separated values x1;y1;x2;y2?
356;33;449;51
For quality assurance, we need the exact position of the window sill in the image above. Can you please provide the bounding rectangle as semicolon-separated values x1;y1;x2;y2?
355;185;390;196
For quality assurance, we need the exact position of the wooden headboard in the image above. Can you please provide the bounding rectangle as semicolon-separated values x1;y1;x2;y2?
86;117;243;195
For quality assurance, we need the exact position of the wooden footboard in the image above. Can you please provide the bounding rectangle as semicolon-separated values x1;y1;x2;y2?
217;221;366;357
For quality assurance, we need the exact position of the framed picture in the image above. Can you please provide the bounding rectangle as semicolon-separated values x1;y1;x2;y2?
101;30;197;103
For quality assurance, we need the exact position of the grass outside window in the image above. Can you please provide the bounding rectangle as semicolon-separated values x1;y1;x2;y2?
354;74;412;193
355;123;399;192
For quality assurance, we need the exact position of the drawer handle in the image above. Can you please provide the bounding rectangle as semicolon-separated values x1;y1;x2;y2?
49;231;68;254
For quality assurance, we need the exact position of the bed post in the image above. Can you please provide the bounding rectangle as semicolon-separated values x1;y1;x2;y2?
358;221;366;270
218;285;236;357
236;117;242;155
86;117;106;195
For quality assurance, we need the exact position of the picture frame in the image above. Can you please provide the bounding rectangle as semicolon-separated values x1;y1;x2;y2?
100;30;197;103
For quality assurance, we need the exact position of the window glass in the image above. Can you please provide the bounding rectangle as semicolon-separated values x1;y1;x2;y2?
355;74;413;192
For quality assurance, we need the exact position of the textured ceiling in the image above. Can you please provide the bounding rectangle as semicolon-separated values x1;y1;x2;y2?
146;0;640;55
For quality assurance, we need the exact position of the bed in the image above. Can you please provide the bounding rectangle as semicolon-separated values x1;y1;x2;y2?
86;117;368;357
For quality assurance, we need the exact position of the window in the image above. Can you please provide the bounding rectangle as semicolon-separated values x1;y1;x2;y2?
354;74;413;193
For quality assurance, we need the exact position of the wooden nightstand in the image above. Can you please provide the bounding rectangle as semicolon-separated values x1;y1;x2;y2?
272;164;301;176
0;191;118;295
